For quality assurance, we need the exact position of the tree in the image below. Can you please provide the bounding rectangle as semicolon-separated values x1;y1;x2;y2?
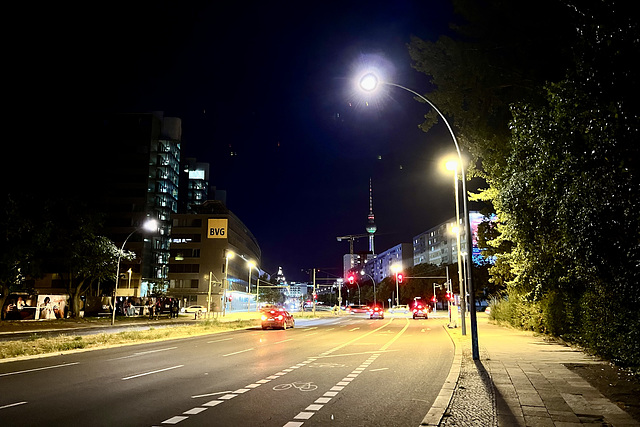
0;194;53;318
67;236;135;318
408;0;640;364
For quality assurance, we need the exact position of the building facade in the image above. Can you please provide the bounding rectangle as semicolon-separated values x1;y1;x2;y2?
97;112;182;298
179;158;209;214
363;243;413;284
412;211;488;267
167;200;261;312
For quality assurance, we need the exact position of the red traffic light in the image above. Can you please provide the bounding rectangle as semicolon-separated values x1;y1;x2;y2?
347;275;355;285
431;295;437;302
397;273;404;283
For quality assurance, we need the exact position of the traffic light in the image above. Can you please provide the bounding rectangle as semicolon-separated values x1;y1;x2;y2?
313;292;317;301
431;295;437;303
396;273;404;283
348;275;355;285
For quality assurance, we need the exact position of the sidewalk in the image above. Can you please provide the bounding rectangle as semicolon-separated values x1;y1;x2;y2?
424;313;639;427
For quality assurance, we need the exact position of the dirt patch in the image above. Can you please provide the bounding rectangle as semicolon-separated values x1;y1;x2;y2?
565;362;640;422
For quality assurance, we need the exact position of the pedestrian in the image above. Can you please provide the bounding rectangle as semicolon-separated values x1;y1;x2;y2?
155;300;161;320
148;300;154;320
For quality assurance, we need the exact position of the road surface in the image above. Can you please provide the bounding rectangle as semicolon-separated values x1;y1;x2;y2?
0;314;454;426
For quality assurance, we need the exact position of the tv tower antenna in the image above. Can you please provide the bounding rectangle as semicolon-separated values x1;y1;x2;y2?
365;177;377;254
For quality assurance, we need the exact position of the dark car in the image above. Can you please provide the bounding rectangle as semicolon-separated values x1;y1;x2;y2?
368;306;385;319
412;303;428;319
261;307;295;330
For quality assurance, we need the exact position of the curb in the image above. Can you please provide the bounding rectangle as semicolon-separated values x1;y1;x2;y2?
420;324;462;426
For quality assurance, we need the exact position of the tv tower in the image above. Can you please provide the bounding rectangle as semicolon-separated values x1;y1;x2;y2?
365;178;377;254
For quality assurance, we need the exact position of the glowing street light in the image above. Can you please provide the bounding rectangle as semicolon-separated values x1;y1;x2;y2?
112;218;157;325
357;72;479;360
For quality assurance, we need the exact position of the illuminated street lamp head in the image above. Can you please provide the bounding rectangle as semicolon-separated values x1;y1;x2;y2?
359;73;379;92
143;219;158;232
247;260;256;269
445;160;459;171
225;250;235;259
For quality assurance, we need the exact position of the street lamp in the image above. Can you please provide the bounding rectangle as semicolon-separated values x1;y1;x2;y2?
112;218;157;325
247;260;256;311
223;250;234;316
447;159;467;335
360;270;377;306
358;72;479;360
391;264;401;307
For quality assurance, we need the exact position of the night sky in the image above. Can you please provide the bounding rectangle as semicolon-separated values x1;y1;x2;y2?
11;1;485;281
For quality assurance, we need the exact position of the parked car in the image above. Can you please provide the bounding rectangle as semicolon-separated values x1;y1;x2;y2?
261;307;295;330
368;306;385;319
181;305;207;314
389;305;409;314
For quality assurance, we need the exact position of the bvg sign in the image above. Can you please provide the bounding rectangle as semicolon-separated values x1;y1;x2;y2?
207;219;228;239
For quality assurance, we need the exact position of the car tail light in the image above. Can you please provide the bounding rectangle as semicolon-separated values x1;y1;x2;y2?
413;309;418;313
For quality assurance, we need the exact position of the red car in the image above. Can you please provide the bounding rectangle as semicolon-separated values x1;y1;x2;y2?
261;307;295;330
368;306;385;319
347;305;369;314
412;303;428;319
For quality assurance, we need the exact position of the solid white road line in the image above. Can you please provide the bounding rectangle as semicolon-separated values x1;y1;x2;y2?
0;401;27;410
207;337;233;343
0;362;79;377
222;348;254;357
108;347;177;361
122;365;184;380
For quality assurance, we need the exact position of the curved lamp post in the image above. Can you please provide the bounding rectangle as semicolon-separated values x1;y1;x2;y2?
360;270;377;307
358;73;479;360
112;218;157;325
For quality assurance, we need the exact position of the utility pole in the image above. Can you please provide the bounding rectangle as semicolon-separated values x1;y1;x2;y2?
312;268;316;317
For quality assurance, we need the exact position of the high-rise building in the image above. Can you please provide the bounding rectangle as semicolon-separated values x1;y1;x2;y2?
179;158;209;213
363;243;413;284
96;111;181;297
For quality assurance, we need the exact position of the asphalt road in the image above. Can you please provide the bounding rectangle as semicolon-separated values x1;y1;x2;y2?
0;314;454;427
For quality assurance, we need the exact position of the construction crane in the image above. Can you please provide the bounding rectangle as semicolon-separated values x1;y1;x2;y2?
336;233;368;255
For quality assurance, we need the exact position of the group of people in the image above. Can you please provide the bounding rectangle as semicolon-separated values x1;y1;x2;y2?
142;298;180;320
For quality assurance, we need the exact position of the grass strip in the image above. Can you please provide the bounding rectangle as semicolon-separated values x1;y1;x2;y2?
0;318;260;360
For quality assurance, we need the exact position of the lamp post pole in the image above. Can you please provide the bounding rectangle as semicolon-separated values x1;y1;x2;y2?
223;250;234;316
360;271;376;306
207;271;213;319
112;219;157;326
447;160;467;335
359;74;479;360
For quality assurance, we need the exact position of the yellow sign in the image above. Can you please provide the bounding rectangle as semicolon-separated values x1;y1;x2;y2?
207;219;228;239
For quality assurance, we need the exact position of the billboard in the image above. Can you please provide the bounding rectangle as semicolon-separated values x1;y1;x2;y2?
469;212;497;265
207;218;228;239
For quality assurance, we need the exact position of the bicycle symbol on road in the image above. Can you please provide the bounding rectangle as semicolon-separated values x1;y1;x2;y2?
273;381;318;392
